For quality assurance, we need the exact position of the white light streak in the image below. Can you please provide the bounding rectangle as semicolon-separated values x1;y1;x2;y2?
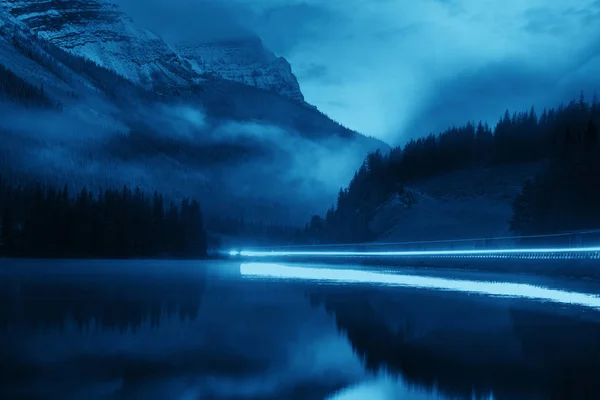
240;263;600;310
238;246;600;259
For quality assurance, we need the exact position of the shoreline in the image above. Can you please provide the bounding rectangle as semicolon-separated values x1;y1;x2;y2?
2;254;599;282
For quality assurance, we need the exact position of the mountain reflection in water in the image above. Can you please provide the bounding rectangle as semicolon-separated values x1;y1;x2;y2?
1;259;600;400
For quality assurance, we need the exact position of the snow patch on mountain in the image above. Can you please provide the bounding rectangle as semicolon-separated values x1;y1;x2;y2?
176;37;304;102
2;0;193;86
1;0;305;101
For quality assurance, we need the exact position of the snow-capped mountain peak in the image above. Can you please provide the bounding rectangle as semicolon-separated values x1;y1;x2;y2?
176;36;304;102
2;0;194;86
1;0;304;100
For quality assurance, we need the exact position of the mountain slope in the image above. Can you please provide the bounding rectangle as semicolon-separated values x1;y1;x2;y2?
1;0;305;101
2;0;194;86
307;97;600;244
0;1;387;224
370;162;543;242
176;36;304;102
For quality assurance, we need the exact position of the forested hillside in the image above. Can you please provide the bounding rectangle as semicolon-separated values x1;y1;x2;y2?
307;93;600;243
510;118;600;237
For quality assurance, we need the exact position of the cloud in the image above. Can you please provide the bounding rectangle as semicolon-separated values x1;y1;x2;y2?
118;0;600;143
0;97;364;224
248;3;340;54
207;119;373;211
117;0;253;42
295;63;328;80
400;59;563;138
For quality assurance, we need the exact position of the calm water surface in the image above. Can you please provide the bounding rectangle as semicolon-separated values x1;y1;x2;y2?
1;259;600;400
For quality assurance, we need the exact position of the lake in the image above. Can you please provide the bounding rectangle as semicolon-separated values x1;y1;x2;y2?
2;258;600;400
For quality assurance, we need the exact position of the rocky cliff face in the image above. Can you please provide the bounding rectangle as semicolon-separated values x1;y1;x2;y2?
0;0;389;225
176;37;304;102
2;0;195;86
1;0;304;101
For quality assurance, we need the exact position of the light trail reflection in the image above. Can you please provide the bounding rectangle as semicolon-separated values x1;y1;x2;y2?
240;262;600;311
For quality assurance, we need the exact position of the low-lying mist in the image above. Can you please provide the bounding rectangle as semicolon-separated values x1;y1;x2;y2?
0;100;369;224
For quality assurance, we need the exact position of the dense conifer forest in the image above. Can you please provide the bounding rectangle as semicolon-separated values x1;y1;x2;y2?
510;118;600;236
306;93;600;243
0;178;208;258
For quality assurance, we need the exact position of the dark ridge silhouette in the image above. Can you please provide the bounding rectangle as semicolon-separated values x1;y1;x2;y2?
308;287;600;400
307;93;600;243
0;177;208;258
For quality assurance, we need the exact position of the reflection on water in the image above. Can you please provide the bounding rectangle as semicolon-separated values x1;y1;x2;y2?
0;275;203;333
330;377;494;400
241;262;600;310
1;259;600;399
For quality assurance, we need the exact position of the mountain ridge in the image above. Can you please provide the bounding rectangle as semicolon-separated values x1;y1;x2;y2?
2;0;194;87
1;0;305;101
0;0;388;225
175;36;305;102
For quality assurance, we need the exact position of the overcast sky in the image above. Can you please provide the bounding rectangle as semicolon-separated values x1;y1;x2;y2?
120;0;600;144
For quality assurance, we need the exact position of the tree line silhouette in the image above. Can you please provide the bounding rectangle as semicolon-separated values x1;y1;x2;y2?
0;177;208;258
306;92;600;243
